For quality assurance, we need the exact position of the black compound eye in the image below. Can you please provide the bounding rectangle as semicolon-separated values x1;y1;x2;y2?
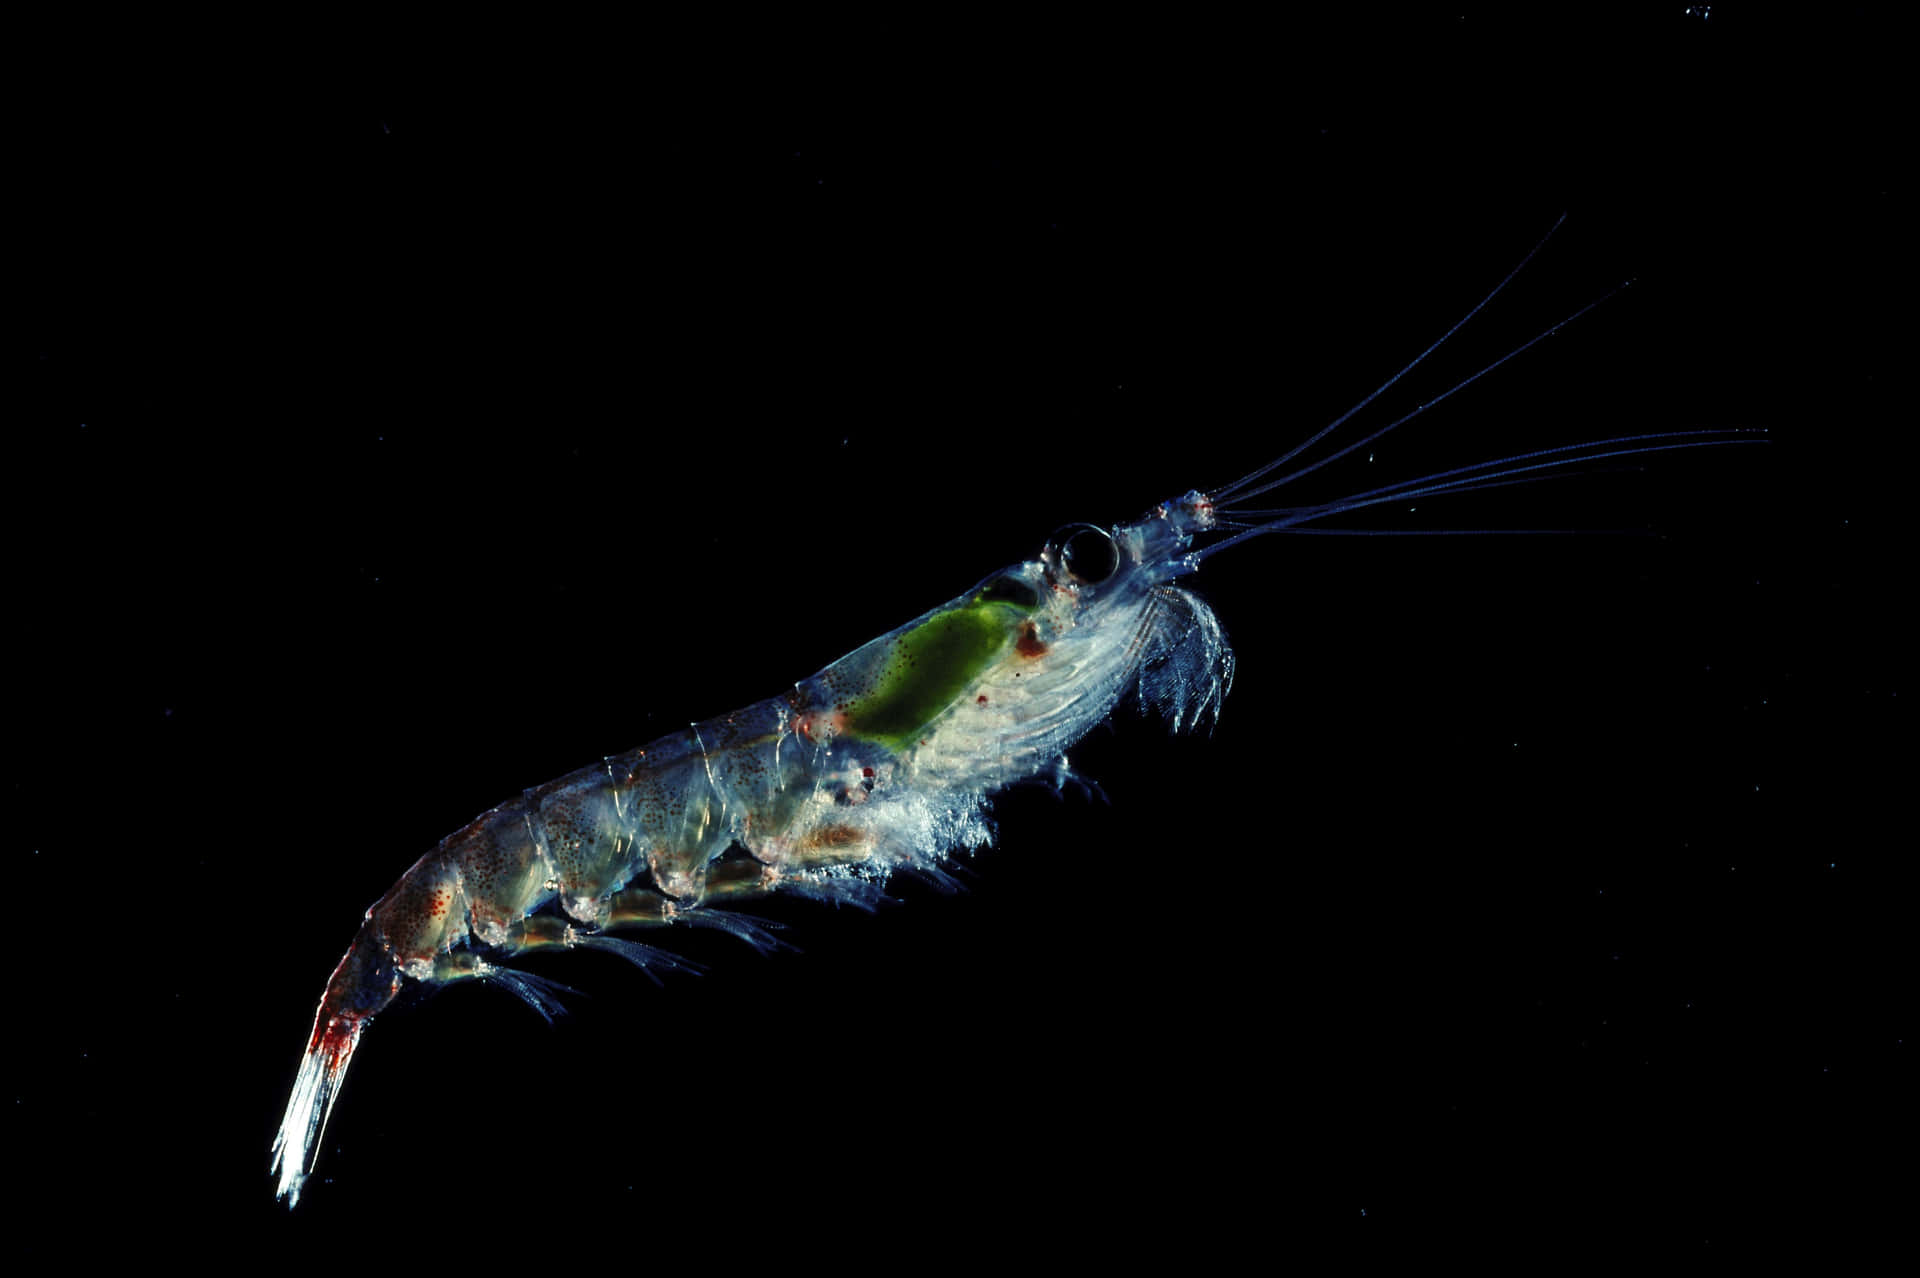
1055;523;1118;585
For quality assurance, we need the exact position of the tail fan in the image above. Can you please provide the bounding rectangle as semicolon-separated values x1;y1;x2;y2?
270;1011;365;1207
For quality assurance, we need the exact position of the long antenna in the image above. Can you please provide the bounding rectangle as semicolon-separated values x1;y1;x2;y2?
1214;212;1568;503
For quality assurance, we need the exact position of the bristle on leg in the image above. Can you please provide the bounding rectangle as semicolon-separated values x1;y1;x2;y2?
473;959;579;1023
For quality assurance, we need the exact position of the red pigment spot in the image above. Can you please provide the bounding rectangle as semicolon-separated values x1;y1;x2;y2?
326;1022;361;1070
1016;622;1049;658
309;1014;359;1065
862;767;874;778
977;695;988;704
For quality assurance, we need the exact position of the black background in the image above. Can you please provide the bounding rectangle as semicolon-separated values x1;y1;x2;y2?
17;12;1904;1262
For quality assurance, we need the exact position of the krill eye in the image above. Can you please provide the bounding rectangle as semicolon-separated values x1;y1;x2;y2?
1056;524;1118;584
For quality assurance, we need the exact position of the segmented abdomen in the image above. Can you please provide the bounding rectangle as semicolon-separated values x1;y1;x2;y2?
366;693;812;978
367;669;969;982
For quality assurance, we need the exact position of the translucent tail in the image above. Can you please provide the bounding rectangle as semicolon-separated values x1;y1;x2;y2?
270;1009;367;1207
